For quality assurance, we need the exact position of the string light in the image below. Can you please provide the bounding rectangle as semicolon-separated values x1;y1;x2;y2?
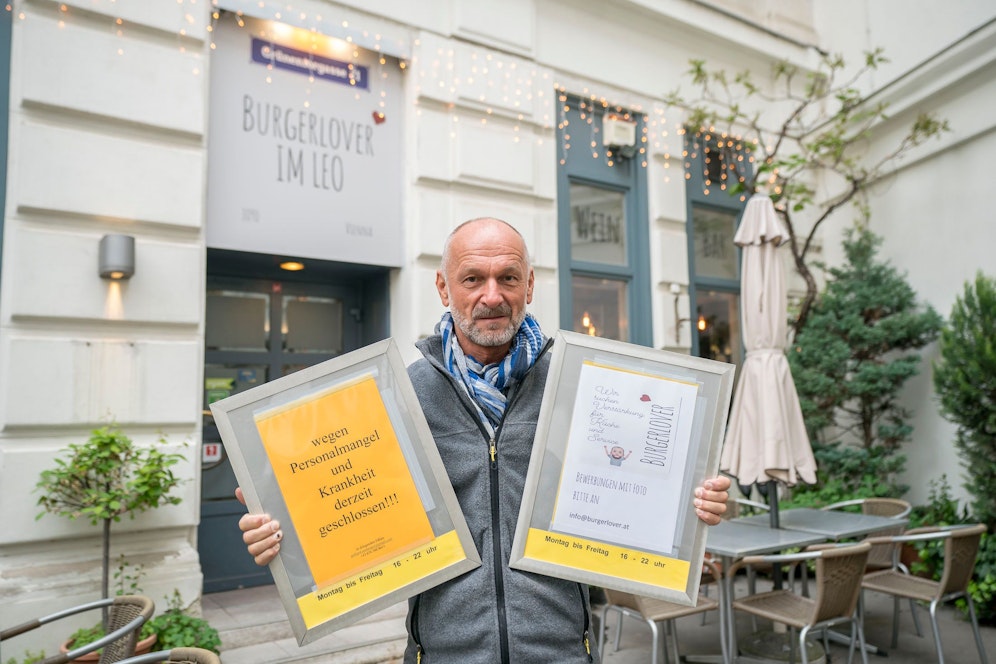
10;1;766;192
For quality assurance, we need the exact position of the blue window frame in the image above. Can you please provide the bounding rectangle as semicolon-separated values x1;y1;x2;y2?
684;132;750;362
556;94;651;346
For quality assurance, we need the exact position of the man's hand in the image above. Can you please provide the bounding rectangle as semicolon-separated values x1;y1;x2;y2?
693;475;731;526
236;487;283;566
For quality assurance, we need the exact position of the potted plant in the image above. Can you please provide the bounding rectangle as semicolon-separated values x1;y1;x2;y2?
60;622;158;663
54;557;159;661
145;590;221;654
35;424;186;654
902;476;970;576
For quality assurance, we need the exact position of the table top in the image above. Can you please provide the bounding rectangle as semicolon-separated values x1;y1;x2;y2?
704;519;827;559
734;507;908;540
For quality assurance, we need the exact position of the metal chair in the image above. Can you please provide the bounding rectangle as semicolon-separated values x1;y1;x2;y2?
821;497;912;571
728;542;871;664
598;560;726;664
861;523;988;663
116;648;222;664
0;595;155;664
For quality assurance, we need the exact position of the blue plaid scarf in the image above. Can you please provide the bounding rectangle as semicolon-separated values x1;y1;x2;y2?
438;311;546;436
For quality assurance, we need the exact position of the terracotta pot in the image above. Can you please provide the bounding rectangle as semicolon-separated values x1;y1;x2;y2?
900;542;935;578
60;632;157;662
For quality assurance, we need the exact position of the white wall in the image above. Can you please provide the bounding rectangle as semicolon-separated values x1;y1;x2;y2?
811;2;996;506
0;0;210;650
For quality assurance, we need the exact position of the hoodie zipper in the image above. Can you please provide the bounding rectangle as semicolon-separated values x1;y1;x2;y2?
578;583;594;662
410;596;422;661
417;339;552;663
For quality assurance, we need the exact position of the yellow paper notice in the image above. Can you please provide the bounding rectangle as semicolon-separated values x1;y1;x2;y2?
523;528;690;591
255;375;433;588
296;530;466;628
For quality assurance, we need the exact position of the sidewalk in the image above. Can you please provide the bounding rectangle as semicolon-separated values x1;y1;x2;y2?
203;580;994;663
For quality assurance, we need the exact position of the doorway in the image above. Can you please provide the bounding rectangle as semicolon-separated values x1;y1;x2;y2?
199;250;388;592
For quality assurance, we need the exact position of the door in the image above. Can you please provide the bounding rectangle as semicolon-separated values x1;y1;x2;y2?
199;275;363;592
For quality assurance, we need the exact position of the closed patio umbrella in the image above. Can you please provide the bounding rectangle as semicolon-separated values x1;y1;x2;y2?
720;193;817;527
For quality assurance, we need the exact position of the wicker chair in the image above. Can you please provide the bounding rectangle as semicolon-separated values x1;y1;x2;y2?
116;648;222;664
598;560;725;664
821;497;912;570
728;542;871;664
0;595;155;664
861;523;988;664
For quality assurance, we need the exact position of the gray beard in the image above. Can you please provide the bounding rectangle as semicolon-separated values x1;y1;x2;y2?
451;303;525;350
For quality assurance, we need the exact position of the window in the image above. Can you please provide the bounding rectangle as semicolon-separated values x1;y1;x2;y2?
684;133;750;362
557;94;650;345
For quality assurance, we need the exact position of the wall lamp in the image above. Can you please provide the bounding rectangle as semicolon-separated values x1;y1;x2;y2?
99;234;135;280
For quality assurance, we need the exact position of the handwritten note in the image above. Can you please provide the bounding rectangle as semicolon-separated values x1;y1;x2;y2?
550;361;699;554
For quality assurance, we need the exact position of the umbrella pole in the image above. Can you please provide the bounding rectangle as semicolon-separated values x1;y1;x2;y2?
765;480;785;589
766;480;780;529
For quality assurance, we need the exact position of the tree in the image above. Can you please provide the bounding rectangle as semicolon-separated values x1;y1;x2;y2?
788;226;942;495
933;272;996;531
36;425;186;629
667;51;949;333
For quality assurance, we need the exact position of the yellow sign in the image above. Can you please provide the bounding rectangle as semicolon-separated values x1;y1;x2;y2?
255;375;433;588
523;528;690;591
296;530;466;628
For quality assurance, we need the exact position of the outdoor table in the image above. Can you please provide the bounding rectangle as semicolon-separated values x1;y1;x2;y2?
733;507;908;541
734;507;910;656
686;520;827;664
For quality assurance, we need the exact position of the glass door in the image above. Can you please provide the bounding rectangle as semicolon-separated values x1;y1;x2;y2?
199;276;362;592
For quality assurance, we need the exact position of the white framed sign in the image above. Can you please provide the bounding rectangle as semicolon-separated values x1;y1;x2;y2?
510;331;735;605
207;12;405;266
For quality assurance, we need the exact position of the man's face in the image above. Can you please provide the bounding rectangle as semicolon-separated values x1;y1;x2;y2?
436;220;534;364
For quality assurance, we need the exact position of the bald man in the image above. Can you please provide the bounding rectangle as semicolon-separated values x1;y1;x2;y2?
239;217;731;663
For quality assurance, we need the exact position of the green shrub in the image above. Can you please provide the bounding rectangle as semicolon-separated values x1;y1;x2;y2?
3;651;45;664
930;261;996;625
961;533;996;624
908;475;970;530
933;271;996;531
905;476;970;578
66;621;156;651
147;590;221;654
906;476;994;623
789;226;940;498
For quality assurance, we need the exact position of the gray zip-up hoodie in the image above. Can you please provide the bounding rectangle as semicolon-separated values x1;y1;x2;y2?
404;333;599;664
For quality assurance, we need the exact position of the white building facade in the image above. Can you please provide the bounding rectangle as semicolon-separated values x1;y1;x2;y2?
1;0;993;650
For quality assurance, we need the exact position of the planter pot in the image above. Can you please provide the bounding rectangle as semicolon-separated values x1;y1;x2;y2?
60;633;157;663
900;543;936;579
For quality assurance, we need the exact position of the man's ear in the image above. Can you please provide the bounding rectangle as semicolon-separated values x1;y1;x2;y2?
435;271;450;306
526;268;535;304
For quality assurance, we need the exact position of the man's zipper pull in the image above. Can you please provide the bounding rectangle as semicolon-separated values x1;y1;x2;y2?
489;439;497;468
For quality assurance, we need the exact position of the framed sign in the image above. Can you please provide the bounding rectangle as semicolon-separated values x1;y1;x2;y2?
509;331;735;605
210;339;480;645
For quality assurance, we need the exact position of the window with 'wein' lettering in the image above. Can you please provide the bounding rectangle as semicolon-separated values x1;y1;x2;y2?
556;94;650;345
